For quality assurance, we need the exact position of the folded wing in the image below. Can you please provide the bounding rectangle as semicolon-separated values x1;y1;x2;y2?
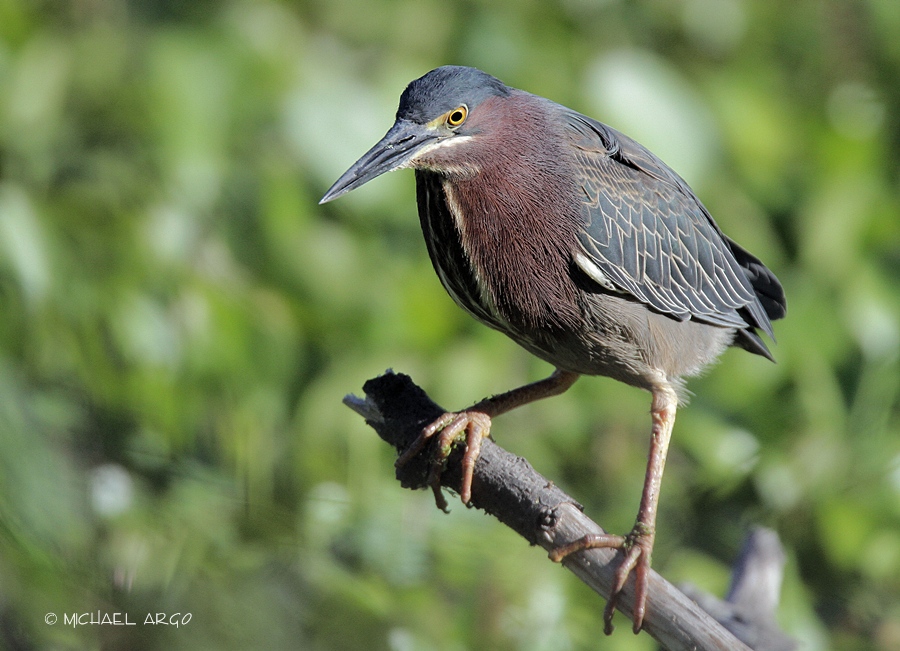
563;111;778;353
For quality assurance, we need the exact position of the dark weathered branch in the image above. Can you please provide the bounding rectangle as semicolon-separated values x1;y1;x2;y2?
344;371;789;651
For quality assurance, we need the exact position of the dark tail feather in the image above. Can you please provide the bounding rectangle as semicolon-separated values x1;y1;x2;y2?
727;238;787;323
733;327;775;361
727;238;787;362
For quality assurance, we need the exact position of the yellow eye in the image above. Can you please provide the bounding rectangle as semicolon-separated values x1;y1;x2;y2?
446;105;468;127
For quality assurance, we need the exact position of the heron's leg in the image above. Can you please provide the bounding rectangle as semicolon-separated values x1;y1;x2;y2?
397;369;580;509
549;385;678;635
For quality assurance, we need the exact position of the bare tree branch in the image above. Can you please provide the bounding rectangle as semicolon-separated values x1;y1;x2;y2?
344;370;789;651
681;528;798;651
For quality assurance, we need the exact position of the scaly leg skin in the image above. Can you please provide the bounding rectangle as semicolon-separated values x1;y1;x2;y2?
549;385;678;635
395;369;580;509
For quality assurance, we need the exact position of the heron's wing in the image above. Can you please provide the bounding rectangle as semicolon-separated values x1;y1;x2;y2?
563;111;774;337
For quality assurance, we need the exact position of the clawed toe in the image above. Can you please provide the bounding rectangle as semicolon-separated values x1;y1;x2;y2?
606;536;652;634
550;525;655;634
396;410;492;509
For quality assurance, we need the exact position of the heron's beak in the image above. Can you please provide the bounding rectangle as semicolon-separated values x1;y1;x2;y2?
319;120;439;204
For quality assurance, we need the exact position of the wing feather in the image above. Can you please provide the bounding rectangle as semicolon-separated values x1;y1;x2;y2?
564;111;772;334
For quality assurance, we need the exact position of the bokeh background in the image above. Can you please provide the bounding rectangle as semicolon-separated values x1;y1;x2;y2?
1;1;899;649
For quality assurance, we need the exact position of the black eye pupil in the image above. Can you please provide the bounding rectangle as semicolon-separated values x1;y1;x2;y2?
451;110;464;124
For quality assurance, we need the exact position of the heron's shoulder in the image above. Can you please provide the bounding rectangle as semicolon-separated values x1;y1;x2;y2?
560;110;706;200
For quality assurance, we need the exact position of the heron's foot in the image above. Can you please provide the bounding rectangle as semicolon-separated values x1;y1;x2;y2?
395;411;492;511
549;522;655;635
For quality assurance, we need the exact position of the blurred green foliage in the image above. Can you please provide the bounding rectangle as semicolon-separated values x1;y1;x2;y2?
0;0;899;649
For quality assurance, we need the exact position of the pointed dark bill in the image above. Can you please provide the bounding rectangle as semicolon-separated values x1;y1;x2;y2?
319;120;439;204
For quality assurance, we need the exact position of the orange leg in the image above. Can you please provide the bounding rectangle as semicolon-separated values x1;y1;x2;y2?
549;385;678;634
396;369;580;510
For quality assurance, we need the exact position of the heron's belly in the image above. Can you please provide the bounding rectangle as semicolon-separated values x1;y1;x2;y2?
505;292;736;393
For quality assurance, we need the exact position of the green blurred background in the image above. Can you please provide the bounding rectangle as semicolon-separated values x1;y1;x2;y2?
1;0;899;649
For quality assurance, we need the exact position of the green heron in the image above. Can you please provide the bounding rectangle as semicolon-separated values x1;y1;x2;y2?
320;66;786;634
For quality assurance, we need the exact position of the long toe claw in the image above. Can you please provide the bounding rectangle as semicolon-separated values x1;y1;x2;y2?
396;410;492;508
395;371;580;510
549;525;655;635
631;547;651;633
609;535;653;633
456;412;491;503
548;533;626;562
